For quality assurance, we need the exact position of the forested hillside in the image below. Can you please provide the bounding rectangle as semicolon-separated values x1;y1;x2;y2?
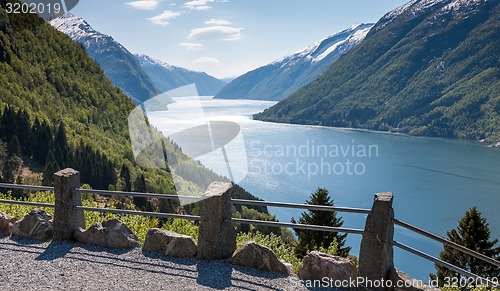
50;13;161;104
255;0;499;142
0;3;271;220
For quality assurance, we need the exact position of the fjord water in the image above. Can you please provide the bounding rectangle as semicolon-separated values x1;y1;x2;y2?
147;97;500;281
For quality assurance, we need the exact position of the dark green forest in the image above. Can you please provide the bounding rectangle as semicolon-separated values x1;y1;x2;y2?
255;0;499;142
0;2;274;224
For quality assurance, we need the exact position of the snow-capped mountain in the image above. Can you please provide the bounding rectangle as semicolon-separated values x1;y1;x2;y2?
255;0;499;141
50;13;159;104
135;54;227;97
374;0;488;32
215;23;374;101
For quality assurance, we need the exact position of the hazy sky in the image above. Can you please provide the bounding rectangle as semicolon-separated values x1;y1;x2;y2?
72;0;409;78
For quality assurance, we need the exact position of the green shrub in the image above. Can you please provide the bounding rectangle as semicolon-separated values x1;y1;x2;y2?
0;191;198;243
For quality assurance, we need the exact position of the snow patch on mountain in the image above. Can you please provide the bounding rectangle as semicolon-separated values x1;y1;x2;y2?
50;13;127;54
215;23;374;101
51;13;103;42
312;26;372;63
441;0;487;12
377;0;445;31
135;54;198;74
272;23;373;66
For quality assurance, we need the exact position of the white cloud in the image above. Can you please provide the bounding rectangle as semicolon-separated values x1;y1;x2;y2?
179;42;203;50
189;26;242;41
205;18;231;25
184;0;226;10
126;0;160;10
193;57;220;64
147;10;181;27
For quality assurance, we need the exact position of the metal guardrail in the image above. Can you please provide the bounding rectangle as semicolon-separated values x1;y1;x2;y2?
0;199;55;208
229;199;367;234
2;181;497;287
74;188;202;221
230;198;371;214
0;183;55;208
0;183;54;192
75;206;200;221
392;219;500;288
394;219;500;267
75;188;203;201
392;240;499;288
228;218;364;234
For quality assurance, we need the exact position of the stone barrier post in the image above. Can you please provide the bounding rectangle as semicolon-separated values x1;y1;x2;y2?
358;192;394;290
53;168;85;240
197;182;236;260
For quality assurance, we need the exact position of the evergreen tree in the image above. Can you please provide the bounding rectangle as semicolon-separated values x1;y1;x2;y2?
1;154;22;184
133;174;148;210
431;207;500;286
120;164;132;192
291;188;351;258
15;109;31;155
42;150;59;186
54;121;68;167
7;135;21;157
31;118;53;165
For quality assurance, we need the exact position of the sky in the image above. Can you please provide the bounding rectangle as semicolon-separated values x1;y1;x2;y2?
72;0;409;79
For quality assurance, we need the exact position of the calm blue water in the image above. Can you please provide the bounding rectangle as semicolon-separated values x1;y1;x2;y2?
147;97;500;281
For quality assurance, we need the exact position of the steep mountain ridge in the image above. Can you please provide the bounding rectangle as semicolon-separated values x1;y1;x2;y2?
50;13;160;104
255;0;499;141
215;23;373;101
135;54;227;96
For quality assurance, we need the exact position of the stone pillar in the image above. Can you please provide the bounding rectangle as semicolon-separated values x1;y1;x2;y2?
197;182;236;260
53;168;85;240
359;192;394;290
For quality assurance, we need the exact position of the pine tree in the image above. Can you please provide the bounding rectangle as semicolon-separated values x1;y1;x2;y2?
54;121;68;167
291;188;351;258
133;174;148;210
42;150;59;186
7;135;21;157
1;154;22;184
431;207;500;286
120;164;132;192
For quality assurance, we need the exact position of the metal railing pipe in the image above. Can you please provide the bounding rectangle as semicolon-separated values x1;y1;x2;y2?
230;198;371;214
75;206;201;221
0;199;55;208
75;188;203;201
394;219;500;267
392;240;498;288
0;183;54;192
228;218;364;234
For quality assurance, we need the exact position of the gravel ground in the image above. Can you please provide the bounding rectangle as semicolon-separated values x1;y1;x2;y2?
0;234;308;291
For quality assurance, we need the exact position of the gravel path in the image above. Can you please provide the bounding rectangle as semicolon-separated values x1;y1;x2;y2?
0;234;308;291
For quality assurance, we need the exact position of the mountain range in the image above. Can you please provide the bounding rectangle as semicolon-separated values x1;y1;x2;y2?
135;54;227;96
0;4;267;216
255;0;499;141
50;13;226;102
49;13;159;104
215;23;373;101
